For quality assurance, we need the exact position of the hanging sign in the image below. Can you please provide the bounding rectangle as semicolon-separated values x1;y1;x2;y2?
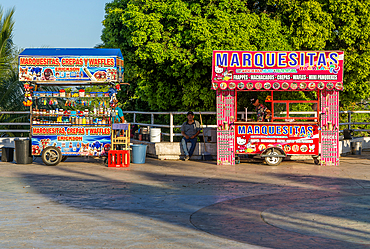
31;126;111;157
19;56;124;83
235;123;320;155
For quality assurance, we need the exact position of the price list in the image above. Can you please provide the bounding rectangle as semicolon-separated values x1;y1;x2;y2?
216;90;235;165
217;130;234;152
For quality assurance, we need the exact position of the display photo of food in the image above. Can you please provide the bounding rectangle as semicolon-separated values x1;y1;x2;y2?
317;82;325;89
290;82;298;90
335;82;343;90
212;82;218;90
284;144;291;152
299;82;307;90
247;82;254;90
94;71;107;81
273;82;280;90
32;145;41;155
237;82;244;90
43;68;53;80
300;145;308;152
308;82;316;90
292;144;299;152
264;82;271;90
255;82;262;90
259;144;266;151
220;82;227;90
326;82;334;90
282;82;289;90
228;82;236;90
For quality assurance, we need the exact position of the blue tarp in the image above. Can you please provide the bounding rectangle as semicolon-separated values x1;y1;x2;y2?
19;48;123;59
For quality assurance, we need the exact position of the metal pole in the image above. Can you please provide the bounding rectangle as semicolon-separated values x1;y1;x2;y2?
170;112;173;142
151;113;154;125
133;113;136;123
348;112;351;130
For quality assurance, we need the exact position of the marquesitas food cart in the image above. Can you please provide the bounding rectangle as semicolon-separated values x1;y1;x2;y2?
212;51;344;166
19;48;128;166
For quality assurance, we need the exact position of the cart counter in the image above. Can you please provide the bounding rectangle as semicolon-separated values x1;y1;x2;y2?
234;122;320;155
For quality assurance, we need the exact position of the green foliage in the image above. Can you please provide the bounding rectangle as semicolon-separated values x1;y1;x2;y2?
102;0;290;111
0;6;29;136
101;0;370;112
267;0;370;107
0;6;15;77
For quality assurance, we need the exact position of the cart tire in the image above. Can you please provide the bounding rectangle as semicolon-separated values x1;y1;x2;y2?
313;157;320;165
41;146;62;166
61;156;68;162
264;148;283;166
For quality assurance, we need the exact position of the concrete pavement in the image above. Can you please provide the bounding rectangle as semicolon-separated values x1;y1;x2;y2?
0;154;369;248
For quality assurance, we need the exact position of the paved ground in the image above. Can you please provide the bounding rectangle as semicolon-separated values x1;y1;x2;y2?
0;154;369;248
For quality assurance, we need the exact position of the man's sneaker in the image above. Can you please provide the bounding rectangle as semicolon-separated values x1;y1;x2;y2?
184;155;190;161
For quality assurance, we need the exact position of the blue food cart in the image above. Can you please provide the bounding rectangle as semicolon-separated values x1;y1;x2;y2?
19;48;128;166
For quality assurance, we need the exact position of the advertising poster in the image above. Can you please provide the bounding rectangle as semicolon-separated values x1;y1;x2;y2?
216;90;235;165
320;90;340;166
19;56;124;83
235;123;320;155
211;51;344;91
31;126;111;157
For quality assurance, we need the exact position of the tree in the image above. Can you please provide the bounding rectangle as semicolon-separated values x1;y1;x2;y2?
0;6;15;78
102;0;370;112
101;0;291;111
265;0;370;107
0;5;21;113
0;6;28;136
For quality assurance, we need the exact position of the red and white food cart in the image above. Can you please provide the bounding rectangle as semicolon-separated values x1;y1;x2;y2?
212;51;344;166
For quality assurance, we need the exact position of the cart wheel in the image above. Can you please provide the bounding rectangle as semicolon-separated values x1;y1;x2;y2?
61;156;68;162
313;157;320;165
41;146;62;166
264;149;283;166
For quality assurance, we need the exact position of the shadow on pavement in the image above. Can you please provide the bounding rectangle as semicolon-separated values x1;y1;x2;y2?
17;157;370;249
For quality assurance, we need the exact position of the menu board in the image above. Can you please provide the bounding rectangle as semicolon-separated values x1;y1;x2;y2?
216;90;235;165
235;123;319;155
18;48;124;83
211;51;344;91
31;126;111;157
213;81;343;91
320;90;339;166
19;56;124;83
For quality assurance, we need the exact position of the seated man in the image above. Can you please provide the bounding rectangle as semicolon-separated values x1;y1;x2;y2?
181;111;201;161
250;96;271;122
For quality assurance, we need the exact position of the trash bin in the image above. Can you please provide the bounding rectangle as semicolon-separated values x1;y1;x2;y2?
1;147;14;162
131;144;147;164
15;139;33;164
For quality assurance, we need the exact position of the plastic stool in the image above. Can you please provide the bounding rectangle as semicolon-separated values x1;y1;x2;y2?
108;150;130;167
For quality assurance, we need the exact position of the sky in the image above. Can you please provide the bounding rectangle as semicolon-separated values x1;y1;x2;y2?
2;0;111;49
